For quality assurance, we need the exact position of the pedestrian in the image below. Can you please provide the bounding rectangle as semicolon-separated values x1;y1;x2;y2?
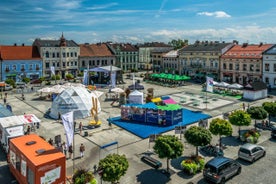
22;93;25;100
26;126;31;135
58;112;61;123
4;92;7;98
68;145;73;159
63;142;68;158
242;103;245;111
79;143;85;158
48;138;53;145
79;122;83;135
3;97;7;104
74;121;76;132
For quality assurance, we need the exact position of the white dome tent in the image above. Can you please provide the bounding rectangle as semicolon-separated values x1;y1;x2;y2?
128;90;144;104
49;87;101;119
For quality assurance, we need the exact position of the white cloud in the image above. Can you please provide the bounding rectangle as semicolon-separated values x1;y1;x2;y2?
87;3;118;10
197;11;231;18
54;0;81;9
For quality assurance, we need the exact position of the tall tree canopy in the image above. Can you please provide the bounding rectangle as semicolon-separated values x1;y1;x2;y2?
228;110;251;138
247;106;268;129
168;39;189;50
153;135;184;172
98;154;129;184
262;102;276;124
184;126;212;156
209;118;232;147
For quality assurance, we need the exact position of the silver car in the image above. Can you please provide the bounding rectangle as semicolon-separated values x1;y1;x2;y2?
238;143;266;163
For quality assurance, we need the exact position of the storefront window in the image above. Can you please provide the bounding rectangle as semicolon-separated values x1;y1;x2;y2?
265;63;269;71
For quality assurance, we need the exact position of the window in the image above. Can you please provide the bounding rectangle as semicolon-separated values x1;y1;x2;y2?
67;52;69;57
75;52;77;57
45;63;50;68
265;77;269;84
229;63;233;70
57;62;60;67
29;64;33;70
35;64;39;70
63;62;66;67
45;51;49;58
243;64;247;71
250;64;254;71
57;53;60;58
274;64;276;72
12;65;16;71
52;53;55;58
265;63;269;71
21;64;25;71
82;60;85;67
63;52;66;57
223;63;226;69
235;64;239;70
274;78;276;85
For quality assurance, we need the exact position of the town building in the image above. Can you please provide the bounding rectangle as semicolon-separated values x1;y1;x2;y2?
262;45;276;88
0;44;42;82
138;42;173;71
221;43;273;85
162;50;180;74
178;41;233;81
33;33;79;78
106;43;139;72
79;42;115;71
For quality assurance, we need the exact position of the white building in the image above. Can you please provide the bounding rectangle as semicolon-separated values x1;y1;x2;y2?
33;33;80;78
263;44;276;88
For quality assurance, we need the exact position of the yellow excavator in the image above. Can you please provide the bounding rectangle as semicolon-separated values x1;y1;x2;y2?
89;97;101;127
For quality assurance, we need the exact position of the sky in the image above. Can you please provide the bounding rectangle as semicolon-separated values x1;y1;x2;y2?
1;0;276;45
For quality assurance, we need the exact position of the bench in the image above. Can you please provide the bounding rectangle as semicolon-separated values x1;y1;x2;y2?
141;155;162;169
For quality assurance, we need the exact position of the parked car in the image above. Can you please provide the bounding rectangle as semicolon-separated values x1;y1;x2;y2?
16;82;26;88
203;157;241;184
238;143;266;163
271;128;276;138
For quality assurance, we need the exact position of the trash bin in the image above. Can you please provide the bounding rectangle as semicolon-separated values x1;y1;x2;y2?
84;131;88;137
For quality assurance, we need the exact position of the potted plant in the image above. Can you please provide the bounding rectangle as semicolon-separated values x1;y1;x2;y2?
241;129;260;143
181;155;205;175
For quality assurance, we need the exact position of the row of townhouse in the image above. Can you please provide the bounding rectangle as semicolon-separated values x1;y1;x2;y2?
0;34;173;82
163;40;276;88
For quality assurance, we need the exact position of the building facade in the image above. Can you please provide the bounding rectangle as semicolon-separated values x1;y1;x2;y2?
79;43;115;71
0;45;42;82
107;43;138;72
138;42;173;71
33;33;80;78
178;41;233;80
162;50;179;74
263;45;276;88
220;43;273;85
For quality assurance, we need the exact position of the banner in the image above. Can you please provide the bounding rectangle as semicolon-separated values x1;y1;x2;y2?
62;111;74;147
83;69;88;85
50;66;55;75
111;71;116;88
206;76;214;93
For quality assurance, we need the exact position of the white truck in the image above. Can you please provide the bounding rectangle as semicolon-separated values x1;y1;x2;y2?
0;116;25;153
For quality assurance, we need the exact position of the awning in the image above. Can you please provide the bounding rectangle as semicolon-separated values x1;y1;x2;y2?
6;74;17;77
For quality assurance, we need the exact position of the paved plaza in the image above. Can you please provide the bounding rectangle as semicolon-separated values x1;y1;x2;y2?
1;77;275;184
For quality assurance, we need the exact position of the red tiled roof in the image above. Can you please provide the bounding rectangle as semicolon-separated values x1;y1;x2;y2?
221;44;273;59
0;45;41;60
108;43;138;52
79;43;114;57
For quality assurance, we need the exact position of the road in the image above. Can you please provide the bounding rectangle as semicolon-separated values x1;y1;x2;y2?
191;137;276;184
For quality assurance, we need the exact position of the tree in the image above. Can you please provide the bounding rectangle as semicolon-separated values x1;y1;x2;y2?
72;168;97;184
247;106;268;129
228;110;251;138
262;102;276;125
98;153;129;184
184;126;212;156
168;39;189;50
153;135;183;172
209;118;232;147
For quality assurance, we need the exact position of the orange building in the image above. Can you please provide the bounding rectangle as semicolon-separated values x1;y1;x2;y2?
9;134;66;184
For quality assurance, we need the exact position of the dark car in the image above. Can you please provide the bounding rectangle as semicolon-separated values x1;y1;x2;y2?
203;157;241;184
271;128;276;138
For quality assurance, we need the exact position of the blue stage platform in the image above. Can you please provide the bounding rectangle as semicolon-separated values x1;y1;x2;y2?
110;108;211;139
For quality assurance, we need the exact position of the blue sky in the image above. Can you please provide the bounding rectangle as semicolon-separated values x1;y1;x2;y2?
1;0;276;45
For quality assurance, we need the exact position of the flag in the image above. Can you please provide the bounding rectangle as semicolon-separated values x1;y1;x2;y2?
62;111;74;146
83;69;88;85
111;71;116;88
206;76;214;93
50;66;55;75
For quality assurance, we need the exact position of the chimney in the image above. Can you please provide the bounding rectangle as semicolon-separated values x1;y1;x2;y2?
242;43;248;47
259;42;263;47
14;43;17;46
22;43;25;46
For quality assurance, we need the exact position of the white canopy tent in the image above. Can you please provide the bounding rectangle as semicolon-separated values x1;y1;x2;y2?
227;83;244;89
128;90;144;104
49;87;101;119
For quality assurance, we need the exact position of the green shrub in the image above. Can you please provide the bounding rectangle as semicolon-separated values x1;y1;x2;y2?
22;77;30;83
181;156;205;175
65;73;74;80
51;75;61;80
5;78;15;87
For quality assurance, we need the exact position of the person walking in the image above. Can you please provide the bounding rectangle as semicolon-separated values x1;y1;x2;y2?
79;143;85;158
68;145;73;159
62;142;68;159
3;97;7;104
79;122;83;136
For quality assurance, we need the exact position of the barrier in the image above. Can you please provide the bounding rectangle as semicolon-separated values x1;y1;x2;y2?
141;155;162;169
